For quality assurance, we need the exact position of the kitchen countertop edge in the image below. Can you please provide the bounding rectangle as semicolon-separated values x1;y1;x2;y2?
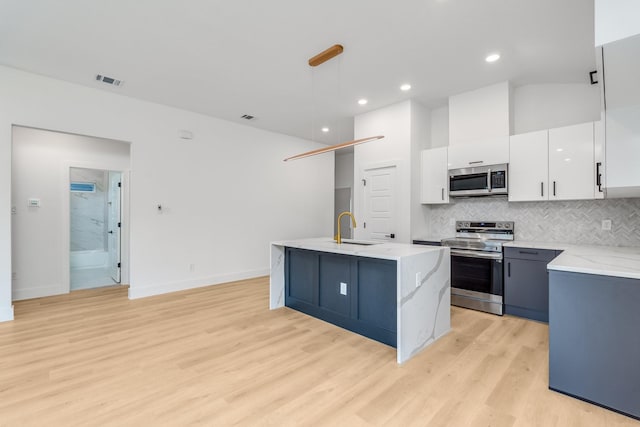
503;241;640;280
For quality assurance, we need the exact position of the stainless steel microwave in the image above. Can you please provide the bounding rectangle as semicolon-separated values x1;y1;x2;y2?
449;164;508;197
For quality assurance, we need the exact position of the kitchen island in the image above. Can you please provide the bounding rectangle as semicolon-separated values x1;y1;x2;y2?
270;238;450;364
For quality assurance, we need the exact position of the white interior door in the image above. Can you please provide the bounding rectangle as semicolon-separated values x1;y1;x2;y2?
107;171;122;283
362;165;397;241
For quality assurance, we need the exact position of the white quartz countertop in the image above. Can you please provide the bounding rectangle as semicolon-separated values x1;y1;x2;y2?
271;237;445;261
504;241;640;280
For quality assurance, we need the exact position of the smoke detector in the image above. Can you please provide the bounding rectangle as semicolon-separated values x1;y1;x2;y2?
240;114;255;120
96;74;123;87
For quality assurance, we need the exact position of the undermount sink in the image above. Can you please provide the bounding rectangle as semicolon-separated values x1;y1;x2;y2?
332;239;380;246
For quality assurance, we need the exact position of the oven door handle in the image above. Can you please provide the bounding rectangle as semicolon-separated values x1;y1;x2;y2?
450;248;503;260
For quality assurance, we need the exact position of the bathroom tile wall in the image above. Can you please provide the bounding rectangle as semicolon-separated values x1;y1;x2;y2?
70;168;108;251
428;197;640;247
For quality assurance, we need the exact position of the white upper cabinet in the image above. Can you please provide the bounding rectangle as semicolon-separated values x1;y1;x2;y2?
548;122;595;201
601;33;640;198
509;130;549;201
421;147;449;204
509;123;596;202
447;137;509;170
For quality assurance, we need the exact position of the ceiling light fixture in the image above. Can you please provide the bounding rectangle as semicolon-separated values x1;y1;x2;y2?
485;53;501;63
308;44;344;67
284;45;385;161
400;84;411;91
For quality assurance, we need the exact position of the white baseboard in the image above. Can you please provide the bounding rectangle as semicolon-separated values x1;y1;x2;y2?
12;285;67;301
0;305;14;322
128;269;270;300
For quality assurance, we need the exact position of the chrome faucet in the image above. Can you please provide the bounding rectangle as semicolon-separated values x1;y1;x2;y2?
335;211;356;244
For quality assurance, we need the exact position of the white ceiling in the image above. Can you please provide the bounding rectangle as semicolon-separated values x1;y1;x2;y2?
0;0;596;144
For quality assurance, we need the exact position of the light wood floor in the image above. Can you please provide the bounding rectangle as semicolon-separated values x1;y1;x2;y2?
1;278;637;426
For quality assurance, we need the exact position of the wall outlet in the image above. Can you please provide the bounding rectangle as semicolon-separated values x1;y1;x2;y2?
340;282;347;296
449;218;455;226
601;219;612;231
11;206;16;215
189;263;196;272
415;272;422;288
11;272;16;280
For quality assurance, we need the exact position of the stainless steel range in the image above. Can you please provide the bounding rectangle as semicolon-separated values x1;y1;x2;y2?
441;221;514;315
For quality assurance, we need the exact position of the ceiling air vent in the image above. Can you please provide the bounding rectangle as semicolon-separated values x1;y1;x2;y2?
240;114;255;120
96;74;123;87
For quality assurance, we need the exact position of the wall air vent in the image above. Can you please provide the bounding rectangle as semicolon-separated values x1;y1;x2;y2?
96;74;123;87
240;114;255;120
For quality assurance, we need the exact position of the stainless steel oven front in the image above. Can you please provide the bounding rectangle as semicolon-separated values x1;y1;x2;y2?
449;248;503;315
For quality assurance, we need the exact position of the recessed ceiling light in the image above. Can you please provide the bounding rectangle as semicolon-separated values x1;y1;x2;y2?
400;84;412;91
556;148;564;152
321;127;329;133
564;158;572;162
485;53;501;63
358;99;368;105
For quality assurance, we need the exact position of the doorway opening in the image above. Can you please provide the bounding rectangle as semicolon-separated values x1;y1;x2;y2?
69;167;122;290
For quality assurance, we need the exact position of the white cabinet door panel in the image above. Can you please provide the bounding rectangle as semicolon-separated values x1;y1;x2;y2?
548;123;595;200
509;130;549;201
421;147;449;204
447;136;509;170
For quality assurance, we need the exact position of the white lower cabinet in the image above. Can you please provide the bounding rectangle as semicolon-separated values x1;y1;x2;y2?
421;147;449;204
509;122;595;202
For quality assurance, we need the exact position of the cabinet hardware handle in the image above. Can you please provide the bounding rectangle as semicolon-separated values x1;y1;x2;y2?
507;262;511;277
469;160;483;165
553;181;556;196
596;162;603;192
384;233;395;239
441;188;444;200
519;250;539;255
487;169;492;192
541;182;544;197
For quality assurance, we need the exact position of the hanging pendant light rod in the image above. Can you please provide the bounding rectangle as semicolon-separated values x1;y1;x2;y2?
284;43;385;161
283;136;384;162
308;44;344;67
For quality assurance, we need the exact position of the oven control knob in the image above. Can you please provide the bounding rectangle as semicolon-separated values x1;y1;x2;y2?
497;223;503;228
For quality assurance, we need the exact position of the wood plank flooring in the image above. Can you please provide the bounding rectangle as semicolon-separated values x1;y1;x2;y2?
0;277;637;426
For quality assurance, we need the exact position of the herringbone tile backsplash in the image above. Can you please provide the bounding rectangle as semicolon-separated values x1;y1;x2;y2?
428;197;640;247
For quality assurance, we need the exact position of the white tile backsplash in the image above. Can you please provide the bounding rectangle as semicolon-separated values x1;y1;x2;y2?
427;197;640;247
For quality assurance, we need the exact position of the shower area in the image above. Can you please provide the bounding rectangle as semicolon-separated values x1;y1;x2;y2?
69;167;122;290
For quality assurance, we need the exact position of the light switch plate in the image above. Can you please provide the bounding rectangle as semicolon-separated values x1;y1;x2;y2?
415;272;422;288
602;219;612;231
340;282;347;295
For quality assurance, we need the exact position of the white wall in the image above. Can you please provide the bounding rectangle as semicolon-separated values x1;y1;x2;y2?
354;100;421;244
512;84;600;134
11;127;131;300
430;106;449;148
0;65;334;319
335;152;354;189
448;81;511;145
595;0;640;46
410;102;431;241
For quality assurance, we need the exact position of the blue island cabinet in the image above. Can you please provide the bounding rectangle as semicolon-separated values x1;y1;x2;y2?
285;247;397;347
